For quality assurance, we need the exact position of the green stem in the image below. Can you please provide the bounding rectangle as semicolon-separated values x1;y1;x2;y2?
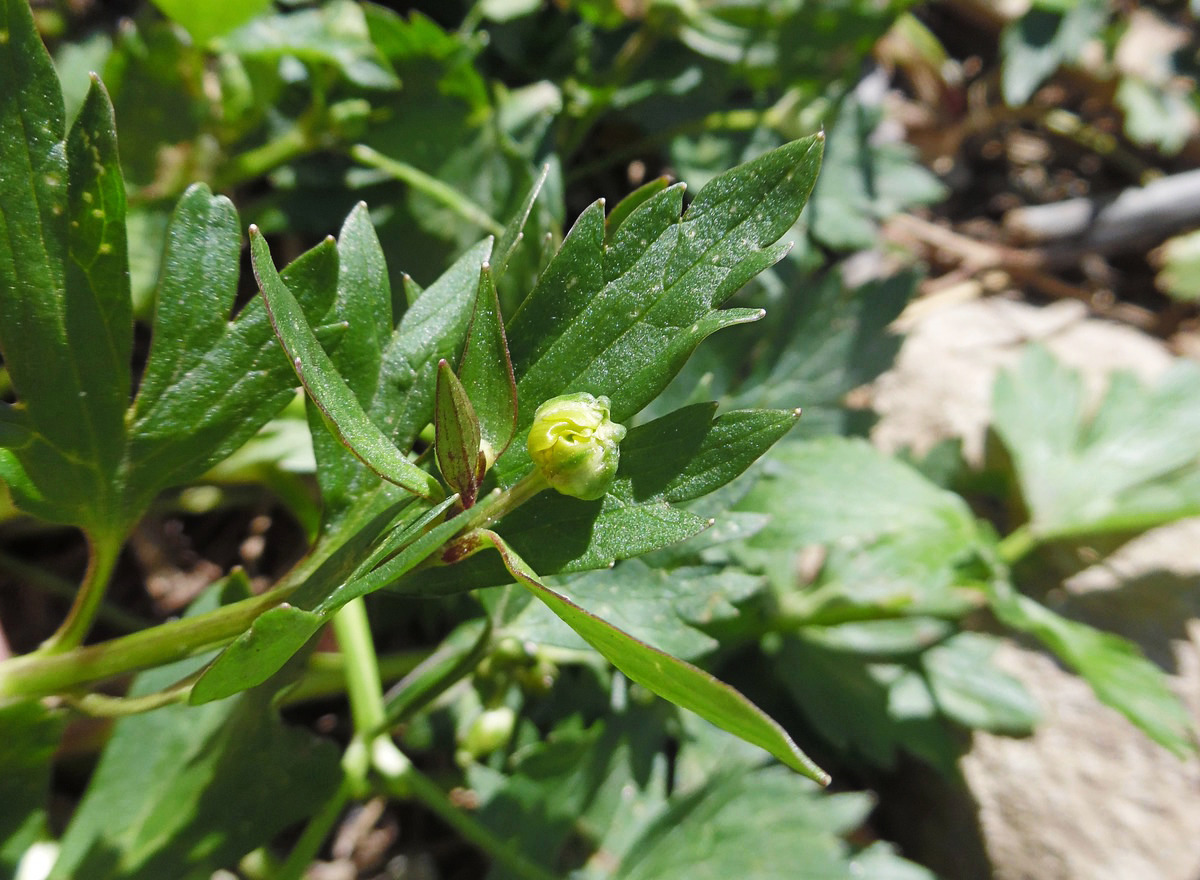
996;524;1038;567
0;550;150;633
349;144;505;237
379;761;561;880
0;587;283;701
38;530;124;654
60;675;194;716
331;597;387;734
275;775;354;880
214;125;315;192
281;649;427;707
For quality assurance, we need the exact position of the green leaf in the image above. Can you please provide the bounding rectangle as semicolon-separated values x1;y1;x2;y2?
0;702;66;876
506;559;762;661
986;577;1195;756
921;632;1039;734
992;345;1200;541
498;134;824;486
616;768;871;880
127;187;341;515
776;636;960;774
0;17;130;532
736;437;986;618
251;226;442;501
476;530;829;782
492;162;549;279
606;176;672;243
1155;228;1200;303
48;588;342;880
148;0;272;44
1000;0;1108;105
459;266;518;463
435;359;484;506
219;0;399;89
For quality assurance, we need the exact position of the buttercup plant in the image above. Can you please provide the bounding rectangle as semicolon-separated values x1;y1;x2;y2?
526;392;627;501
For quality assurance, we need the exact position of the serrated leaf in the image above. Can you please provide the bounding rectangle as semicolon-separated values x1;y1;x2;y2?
921;632;1039;734
477;530;828;782
992;345;1200;541
435;359;483;505
127;188;341;516
986;577;1195;756
47;586;342;880
458;267;518;463
251;227;443;501
498;134;824;486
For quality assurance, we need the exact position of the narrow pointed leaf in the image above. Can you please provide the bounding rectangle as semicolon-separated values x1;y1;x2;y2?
459;266;518;462
250;227;442;500
493;163;549;278
475;530;828;782
435;359;483;506
606;176;671;243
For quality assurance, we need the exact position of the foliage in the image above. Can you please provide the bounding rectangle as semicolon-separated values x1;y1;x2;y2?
1;1;1197;878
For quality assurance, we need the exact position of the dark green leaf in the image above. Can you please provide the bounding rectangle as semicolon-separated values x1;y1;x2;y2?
0;702;66;876
986;577;1195;756
921;632;1039;734
478;530;829;782
251;227;442;500
0;19;130;531
49;587;342;880
435;359;483;505
606;176;671;243
492;163;549;279
992;345;1200;541
459;266;518;463
498;134;824;486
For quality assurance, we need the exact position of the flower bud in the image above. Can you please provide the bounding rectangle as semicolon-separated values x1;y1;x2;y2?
527;393;627;500
460;706;516;760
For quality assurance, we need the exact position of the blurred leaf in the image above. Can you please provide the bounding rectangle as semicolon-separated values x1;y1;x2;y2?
616;767;875;880
736;437;986;618
777;636;960;774
220;0;399;89
149;0;273;44
506;559;763;661
807;95;944;252
498;134;824;485
921;632;1039;734
477;530;829;782
0;702;65;876
49;588;342;880
1154;228;1200;303
992;345;1200;541
251;227;442;501
1116;76;1196;155
986;577;1195;756
1000;0;1108;105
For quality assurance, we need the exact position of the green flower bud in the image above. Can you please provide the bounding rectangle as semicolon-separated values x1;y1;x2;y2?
527;393;627;500
461;706;516;760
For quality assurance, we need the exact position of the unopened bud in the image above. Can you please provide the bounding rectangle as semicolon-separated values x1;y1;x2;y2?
527;393;626;500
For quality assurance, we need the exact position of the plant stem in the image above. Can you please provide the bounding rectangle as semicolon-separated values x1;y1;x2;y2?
0;550;151;633
0;587;283;701
214;125;315;192
275;775;354;880
349;144;505;237
38;530;124;654
379;762;561;880
332;597;387;734
281;649;427;707
996;525;1037;567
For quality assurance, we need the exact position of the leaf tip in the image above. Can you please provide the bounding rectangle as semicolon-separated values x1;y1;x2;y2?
792;407;803;419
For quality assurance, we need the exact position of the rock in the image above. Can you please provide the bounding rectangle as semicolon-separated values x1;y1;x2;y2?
869;295;1200;880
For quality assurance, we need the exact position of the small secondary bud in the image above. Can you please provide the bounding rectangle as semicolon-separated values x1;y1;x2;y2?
527;392;627;500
